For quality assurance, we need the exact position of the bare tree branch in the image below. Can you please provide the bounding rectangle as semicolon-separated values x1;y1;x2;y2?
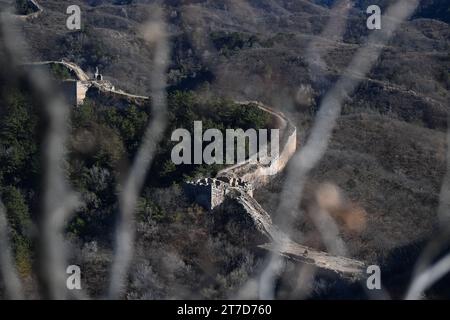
1;9;81;300
405;253;450;300
108;8;170;299
0;200;23;299
258;0;420;299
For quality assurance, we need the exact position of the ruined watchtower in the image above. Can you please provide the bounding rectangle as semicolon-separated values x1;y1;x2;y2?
184;177;253;210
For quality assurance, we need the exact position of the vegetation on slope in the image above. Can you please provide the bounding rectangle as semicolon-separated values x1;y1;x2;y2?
0;72;271;297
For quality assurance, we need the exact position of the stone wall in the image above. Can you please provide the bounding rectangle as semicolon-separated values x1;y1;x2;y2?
28;0;41;12
60;80;91;106
181;93;366;278
217;101;297;188
185;101;297;210
184;177;253;210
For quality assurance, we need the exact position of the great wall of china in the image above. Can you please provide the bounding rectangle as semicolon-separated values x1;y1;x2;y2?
26;60;149;105
14;0;366;276
24;59;366;279
184;101;366;279
12;0;43;20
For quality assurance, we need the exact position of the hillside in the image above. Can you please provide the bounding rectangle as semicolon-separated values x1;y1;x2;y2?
1;0;449;299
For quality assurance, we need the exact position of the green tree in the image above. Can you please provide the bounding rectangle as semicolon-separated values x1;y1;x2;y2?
1;186;32;276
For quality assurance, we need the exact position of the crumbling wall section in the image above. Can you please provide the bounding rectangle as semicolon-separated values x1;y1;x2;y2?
184;177;253;210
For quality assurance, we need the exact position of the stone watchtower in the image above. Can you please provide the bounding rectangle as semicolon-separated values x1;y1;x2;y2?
184;177;253;210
